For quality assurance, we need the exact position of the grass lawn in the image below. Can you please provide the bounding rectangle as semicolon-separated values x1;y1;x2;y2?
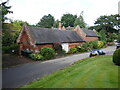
22;55;119;88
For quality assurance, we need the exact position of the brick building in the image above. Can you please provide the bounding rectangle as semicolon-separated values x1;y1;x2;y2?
74;25;98;42
17;25;85;54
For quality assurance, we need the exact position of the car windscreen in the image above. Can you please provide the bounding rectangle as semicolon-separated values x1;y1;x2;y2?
92;51;98;54
98;50;103;53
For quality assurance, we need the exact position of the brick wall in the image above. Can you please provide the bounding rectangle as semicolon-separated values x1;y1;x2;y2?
84;37;98;42
68;42;84;48
20;30;32;50
37;44;53;51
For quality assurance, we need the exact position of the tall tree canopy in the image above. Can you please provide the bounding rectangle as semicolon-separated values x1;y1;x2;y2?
92;14;120;33
36;14;55;28
0;0;13;23
74;12;86;28
61;13;77;27
11;20;29;31
2;20;29;46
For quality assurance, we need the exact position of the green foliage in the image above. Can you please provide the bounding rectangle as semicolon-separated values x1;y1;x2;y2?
2;20;29;47
2;43;18;54
2;30;19;46
107;33;118;42
76;46;82;52
74;12;86;28
81;42;92;51
40;48;55;60
113;48;120;66
94;14;120;33
68;48;78;54
0;0;13;23
12;20;29;31
76;41;106;53
53;19;60;28
97;41;104;48
91;40;99;49
118;34;120;41
98;30;107;41
29;53;44;61
36;14;55;28
61;49;66;55
56;49;66;56
61;13;77;27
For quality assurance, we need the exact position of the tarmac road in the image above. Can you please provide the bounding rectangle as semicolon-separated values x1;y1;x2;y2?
2;45;116;88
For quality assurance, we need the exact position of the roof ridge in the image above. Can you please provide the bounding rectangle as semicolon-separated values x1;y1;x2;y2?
28;26;75;32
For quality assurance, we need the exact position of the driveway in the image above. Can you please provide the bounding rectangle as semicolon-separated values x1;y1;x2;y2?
2;45;116;88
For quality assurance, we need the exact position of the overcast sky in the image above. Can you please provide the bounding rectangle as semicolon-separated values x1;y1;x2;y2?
4;0;120;26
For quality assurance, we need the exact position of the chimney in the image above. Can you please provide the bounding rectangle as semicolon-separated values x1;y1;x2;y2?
58;22;62;30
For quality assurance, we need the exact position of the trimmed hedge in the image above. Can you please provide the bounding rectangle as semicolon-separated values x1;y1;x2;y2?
113;48;120;66
40;48;55;60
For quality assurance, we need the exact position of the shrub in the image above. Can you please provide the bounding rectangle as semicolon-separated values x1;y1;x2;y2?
102;40;107;45
68;48;78;54
40;48;55;60
81;43;88;51
80;46;87;52
60;49;66;55
2;44;19;54
113;48;120;66
29;53;44;60
91;40;99;49
98;41;104;48
76;46;81;52
81;42;92;52
2;46;10;53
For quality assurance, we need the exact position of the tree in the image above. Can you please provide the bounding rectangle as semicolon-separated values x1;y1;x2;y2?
61;13;77;27
107;33;118;42
53;19;60;28
36;14;55;28
94;14;120;33
2;30;17;46
0;0;13;23
118;34;120;41
98;30;107;41
2;20;29;46
11;20;29;31
74;12;86;28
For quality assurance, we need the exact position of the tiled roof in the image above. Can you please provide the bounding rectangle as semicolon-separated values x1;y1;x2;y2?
82;28;98;37
28;27;84;44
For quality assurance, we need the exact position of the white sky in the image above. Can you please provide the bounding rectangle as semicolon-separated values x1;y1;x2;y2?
4;0;120;26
